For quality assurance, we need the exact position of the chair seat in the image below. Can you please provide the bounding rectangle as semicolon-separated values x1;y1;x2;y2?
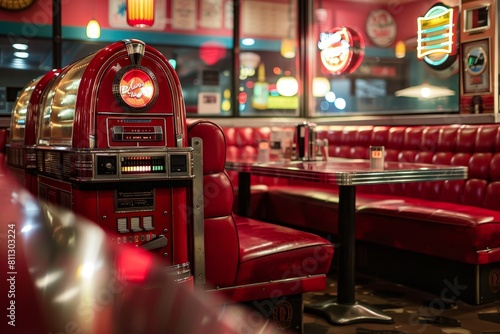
234;215;334;285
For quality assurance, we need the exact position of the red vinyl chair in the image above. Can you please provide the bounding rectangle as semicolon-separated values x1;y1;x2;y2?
187;119;334;332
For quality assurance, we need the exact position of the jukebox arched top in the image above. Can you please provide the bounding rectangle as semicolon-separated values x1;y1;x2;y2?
36;39;187;149
38;54;93;147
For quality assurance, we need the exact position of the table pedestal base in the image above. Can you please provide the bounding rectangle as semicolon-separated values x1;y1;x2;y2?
305;299;394;325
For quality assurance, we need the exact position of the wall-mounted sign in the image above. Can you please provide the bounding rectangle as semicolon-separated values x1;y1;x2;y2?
113;66;159;112
462;39;490;94
0;0;35;10
318;26;365;75
464;5;490;33
365;9;397;47
417;5;458;68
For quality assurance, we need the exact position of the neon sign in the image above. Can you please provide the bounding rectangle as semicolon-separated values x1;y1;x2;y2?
417;5;458;67
318;26;364;75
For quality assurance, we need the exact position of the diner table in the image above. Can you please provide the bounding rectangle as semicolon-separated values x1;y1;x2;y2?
226;158;468;325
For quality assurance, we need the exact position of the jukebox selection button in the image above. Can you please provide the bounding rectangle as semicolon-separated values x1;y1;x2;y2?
143;216;154;230
117;218;129;233
170;154;188;173
97;155;118;175
131;217;142;232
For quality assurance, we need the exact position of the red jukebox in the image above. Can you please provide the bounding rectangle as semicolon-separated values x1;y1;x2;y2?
6;69;60;195
28;39;203;285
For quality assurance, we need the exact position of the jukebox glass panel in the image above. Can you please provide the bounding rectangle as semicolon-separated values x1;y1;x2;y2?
10;77;40;142
38;54;92;146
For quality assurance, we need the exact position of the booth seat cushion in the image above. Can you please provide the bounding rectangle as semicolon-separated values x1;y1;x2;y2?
356;198;500;264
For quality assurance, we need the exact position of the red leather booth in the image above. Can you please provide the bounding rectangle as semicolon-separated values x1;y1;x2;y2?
222;123;500;305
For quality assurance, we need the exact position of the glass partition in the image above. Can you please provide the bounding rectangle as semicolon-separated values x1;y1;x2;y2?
238;0;300;117
308;0;460;117
1;0;465;119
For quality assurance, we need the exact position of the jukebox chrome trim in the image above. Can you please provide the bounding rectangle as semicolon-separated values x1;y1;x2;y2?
164;262;192;283
191;137;206;286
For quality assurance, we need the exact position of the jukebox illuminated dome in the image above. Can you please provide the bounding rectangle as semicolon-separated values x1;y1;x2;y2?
36;39;186;149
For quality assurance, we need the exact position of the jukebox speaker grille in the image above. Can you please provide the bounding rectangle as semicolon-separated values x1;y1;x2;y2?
44;151;62;177
63;154;72;179
6;147;24;167
37;151;43;172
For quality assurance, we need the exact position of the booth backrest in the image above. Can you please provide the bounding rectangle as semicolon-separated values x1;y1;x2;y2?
222;124;500;212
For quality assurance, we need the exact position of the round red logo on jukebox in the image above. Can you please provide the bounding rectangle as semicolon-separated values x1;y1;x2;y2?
114;66;159;112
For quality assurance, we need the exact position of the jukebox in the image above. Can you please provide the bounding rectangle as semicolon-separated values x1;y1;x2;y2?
12;39;203;285
6;69;60;195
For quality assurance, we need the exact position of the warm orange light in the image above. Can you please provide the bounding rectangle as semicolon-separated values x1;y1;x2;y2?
127;0;155;27
280;38;296;58
86;19;100;39
395;40;406;58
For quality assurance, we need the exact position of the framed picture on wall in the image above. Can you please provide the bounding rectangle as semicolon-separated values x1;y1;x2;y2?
462;38;491;94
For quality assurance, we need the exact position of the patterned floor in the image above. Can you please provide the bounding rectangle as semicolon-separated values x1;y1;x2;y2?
303;275;500;334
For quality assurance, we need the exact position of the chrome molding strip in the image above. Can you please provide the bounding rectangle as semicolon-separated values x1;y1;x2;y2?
191;137;206;286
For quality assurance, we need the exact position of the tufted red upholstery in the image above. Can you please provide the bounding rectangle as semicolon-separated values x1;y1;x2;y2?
222;124;500;267
187;120;334;300
222;125;294;216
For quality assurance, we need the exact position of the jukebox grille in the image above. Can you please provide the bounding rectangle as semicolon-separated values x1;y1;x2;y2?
42;151;63;178
7;147;24;167
37;151;43;172
63;154;72;179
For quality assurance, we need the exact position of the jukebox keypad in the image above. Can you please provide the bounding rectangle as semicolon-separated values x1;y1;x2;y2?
117;215;154;233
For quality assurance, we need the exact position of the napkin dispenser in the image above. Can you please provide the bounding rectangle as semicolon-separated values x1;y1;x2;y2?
295;121;317;161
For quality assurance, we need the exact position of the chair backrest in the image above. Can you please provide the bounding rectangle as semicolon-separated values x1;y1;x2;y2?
187;119;240;287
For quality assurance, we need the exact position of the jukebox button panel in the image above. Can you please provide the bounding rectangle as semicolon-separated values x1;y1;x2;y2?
92;149;193;180
105;117;168;148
